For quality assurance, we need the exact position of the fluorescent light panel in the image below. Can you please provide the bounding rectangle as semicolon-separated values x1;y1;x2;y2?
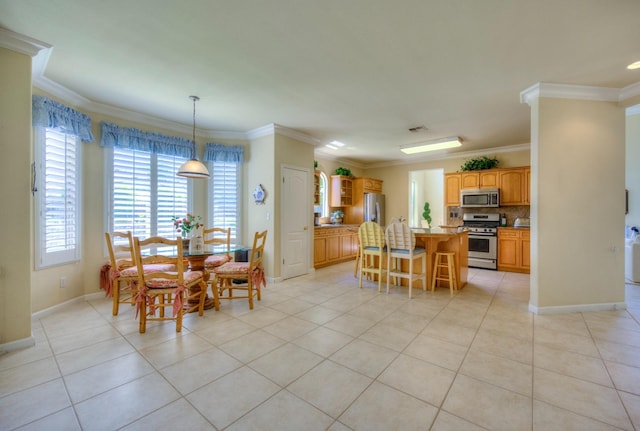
401;136;462;154
628;60;640;70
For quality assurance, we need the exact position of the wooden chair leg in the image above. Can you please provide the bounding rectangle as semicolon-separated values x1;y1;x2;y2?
112;280;119;315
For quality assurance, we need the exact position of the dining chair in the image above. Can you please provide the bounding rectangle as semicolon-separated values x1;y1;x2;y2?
357;222;387;291
385;221;427;298
105;231;137;315
212;230;267;310
203;226;232;270
132;236;207;333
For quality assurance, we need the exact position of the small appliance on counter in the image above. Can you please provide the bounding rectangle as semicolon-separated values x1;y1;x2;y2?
513;217;530;228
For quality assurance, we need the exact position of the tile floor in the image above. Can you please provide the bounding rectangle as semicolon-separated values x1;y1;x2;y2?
2;263;640;430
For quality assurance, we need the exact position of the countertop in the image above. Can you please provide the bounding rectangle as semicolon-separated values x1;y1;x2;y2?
314;224;359;229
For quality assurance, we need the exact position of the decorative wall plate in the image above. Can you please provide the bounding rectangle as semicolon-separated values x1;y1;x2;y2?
253;184;266;204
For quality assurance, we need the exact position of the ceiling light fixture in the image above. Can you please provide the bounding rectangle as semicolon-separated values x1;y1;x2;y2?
177;95;210;179
330;140;345;147
400;136;462;154
628;61;640;70
325;144;338;150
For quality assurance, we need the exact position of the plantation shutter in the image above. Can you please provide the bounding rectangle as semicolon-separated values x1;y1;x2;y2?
111;148;189;241
157;154;189;239
208;162;240;242
36;128;81;267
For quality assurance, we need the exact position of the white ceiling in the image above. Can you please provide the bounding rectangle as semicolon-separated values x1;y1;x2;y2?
1;0;639;166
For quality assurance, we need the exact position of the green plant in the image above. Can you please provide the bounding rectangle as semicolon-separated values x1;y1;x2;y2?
422;202;432;225
171;214;203;238
314;160;318;169
334;167;353;177
460;156;499;171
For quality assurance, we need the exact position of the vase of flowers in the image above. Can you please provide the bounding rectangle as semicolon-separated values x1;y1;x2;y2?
172;214;204;253
330;209;344;224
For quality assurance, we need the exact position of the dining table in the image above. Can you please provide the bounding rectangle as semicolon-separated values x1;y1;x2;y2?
183;244;245;310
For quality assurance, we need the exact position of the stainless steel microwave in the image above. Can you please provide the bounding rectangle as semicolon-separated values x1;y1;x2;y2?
460;188;500;208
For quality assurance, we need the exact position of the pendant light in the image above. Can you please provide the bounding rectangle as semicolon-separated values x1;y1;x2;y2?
177;95;210;179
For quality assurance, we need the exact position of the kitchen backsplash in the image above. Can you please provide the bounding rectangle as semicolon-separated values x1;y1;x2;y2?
446;205;530;227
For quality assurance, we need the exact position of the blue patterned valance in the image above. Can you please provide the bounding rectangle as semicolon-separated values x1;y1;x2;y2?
100;122;196;158
203;143;244;164
32;95;94;142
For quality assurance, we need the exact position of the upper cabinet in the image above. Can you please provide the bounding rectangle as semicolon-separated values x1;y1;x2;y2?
444;174;461;206
460;170;499;189
499;168;526;205
330;175;353;207
445;166;530;207
362;178;382;193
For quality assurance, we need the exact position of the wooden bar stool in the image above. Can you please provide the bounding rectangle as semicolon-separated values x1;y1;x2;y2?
431;251;457;296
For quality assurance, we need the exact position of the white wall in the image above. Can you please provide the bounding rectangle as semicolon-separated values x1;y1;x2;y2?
532;97;626;311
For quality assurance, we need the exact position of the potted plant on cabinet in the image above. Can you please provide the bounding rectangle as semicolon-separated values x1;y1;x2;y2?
421;202;432;229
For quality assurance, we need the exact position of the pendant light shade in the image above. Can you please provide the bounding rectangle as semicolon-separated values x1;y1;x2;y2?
177;95;210;179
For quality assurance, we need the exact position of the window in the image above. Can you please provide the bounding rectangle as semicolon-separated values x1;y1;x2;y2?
208;161;241;242
319;171;329;217
34;128;82;268
107;147;190;241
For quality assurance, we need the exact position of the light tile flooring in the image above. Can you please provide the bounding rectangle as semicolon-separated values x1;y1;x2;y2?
2;263;640;430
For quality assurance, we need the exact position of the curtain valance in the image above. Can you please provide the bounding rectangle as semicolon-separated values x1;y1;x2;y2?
100;122;196;158
32;95;94;142
203;143;244;164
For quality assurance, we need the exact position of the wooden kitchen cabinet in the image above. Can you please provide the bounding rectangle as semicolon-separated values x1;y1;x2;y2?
362;178;383;193
499;168;526;205
524;167;531;205
314;226;358;268
444;173;461;206
498;228;530;273
460;171;499;189
330;175;353;207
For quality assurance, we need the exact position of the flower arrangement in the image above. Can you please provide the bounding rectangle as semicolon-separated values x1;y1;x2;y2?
331;209;344;223
171;214;203;238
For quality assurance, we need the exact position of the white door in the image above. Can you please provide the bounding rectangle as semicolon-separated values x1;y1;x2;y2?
282;166;309;279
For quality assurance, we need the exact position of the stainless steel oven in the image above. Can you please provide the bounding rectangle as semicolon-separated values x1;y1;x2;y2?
463;213;499;270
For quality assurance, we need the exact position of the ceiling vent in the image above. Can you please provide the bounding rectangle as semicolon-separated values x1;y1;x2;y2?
408;126;427;133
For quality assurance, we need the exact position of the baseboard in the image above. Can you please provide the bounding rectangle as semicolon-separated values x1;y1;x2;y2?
0;335;35;355
529;301;627;314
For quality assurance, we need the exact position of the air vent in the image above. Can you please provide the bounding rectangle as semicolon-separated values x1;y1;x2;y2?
408;126;427;133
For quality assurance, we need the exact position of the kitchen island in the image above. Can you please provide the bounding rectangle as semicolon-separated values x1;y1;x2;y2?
411;228;469;290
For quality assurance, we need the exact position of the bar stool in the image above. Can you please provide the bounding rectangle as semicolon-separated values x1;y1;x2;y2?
431;251;457;296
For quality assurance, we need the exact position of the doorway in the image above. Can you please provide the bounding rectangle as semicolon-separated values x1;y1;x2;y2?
408;169;444;228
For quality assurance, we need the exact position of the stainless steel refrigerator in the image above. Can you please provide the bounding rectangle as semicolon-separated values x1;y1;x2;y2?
364;193;385;226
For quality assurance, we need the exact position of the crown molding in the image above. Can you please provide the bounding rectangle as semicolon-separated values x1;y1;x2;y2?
521;81;640;106
620;81;640;101
520;82;623;106
246;123;319;145
0;27;50;57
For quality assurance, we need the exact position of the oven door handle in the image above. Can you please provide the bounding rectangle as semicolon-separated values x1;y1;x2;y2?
468;232;496;237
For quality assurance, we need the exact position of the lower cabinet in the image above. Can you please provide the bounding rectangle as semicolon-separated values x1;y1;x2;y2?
497;228;530;273
314;227;358;268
